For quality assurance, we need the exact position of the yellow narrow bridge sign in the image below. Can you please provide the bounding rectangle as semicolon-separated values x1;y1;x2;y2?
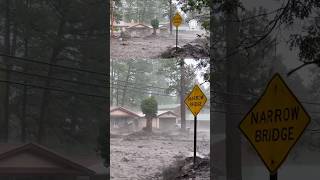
239;73;310;173
185;84;207;116
172;12;183;27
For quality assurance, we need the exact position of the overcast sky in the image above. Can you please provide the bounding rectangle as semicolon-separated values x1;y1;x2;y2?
177;0;314;87
242;0;315;86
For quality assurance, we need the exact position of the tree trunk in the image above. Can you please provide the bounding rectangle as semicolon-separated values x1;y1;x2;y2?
110;58;114;106
169;0;173;35
121;64;132;106
11;0;18;57
21;0;30;143
38;17;66;144
111;0;114;37
2;0;11;142
146;116;152;132
180;59;186;131
21;85;27;142
225;1;242;180
116;69;119;106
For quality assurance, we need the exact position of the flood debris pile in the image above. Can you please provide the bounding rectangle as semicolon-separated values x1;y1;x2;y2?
122;129;192;141
161;156;210;180
160;38;209;59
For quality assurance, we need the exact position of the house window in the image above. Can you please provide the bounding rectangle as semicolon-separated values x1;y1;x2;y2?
113;118;119;128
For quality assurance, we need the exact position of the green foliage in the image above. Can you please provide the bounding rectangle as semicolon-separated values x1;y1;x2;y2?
121;0;170;24
178;0;210;31
179;0;210;13
140;96;158;118
212;7;281;106
289;14;320;67
111;59;153;107
151;18;159;29
157;59;196;96
111;59;178;108
0;0;107;148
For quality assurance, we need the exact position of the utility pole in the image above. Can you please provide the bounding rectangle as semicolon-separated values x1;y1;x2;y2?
110;58;114;106
225;0;242;180
180;59;186;131
3;0;11;143
169;0;173;35
111;0;115;37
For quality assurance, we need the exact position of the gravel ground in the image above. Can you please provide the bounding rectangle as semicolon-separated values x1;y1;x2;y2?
111;32;204;59
110;131;210;180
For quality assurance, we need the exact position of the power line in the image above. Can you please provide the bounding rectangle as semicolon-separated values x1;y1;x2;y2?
0;65;175;97
1;65;172;94
0;53;175;91
0;79;107;99
110;81;170;94
0;67;108;89
111;79;169;90
111;83;177;97
212;90;260;98
0;53;107;77
4;53;320;106
213;91;320;107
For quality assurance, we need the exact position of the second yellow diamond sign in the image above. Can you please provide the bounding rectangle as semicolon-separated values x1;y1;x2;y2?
185;84;207;116
239;73;310;173
172;12;183;27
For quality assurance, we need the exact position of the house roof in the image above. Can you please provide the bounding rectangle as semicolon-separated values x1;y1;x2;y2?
0;143;95;175
158;104;180;110
157;110;178;118
127;23;152;29
111;21;137;27
110;106;141;118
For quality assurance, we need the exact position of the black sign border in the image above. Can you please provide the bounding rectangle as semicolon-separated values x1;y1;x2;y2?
238;73;311;173
184;84;207;116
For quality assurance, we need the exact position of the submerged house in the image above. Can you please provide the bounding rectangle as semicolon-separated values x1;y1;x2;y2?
126;23;152;37
186;112;210;131
158;104;181;116
159;103;210;131
110;106;142;133
157;111;178;130
138;110;178;131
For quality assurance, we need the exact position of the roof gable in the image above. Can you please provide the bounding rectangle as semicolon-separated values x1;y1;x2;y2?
0;143;95;175
158;104;180;110
110;106;141;118
157;111;178;118
127;23;152;29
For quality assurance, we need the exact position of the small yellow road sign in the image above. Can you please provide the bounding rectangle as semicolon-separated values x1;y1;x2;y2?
239;73;310;173
172;12;183;27
185;85;207;116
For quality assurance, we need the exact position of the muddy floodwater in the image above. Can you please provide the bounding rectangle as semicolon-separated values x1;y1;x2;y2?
110;131;210;179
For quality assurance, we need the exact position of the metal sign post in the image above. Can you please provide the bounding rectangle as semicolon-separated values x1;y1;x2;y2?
193;115;197;165
176;27;178;52
185;85;207;167
270;172;277;180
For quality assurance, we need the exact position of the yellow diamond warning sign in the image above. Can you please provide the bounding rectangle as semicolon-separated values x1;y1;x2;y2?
185;84;207;116
172;12;183;27
239;73;310;173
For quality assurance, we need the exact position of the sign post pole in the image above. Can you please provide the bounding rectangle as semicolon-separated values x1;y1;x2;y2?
184;84;207;168
176;27;178;53
193;115;197;166
270;172;277;180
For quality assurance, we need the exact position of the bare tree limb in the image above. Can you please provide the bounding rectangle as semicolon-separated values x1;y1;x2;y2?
287;61;316;76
